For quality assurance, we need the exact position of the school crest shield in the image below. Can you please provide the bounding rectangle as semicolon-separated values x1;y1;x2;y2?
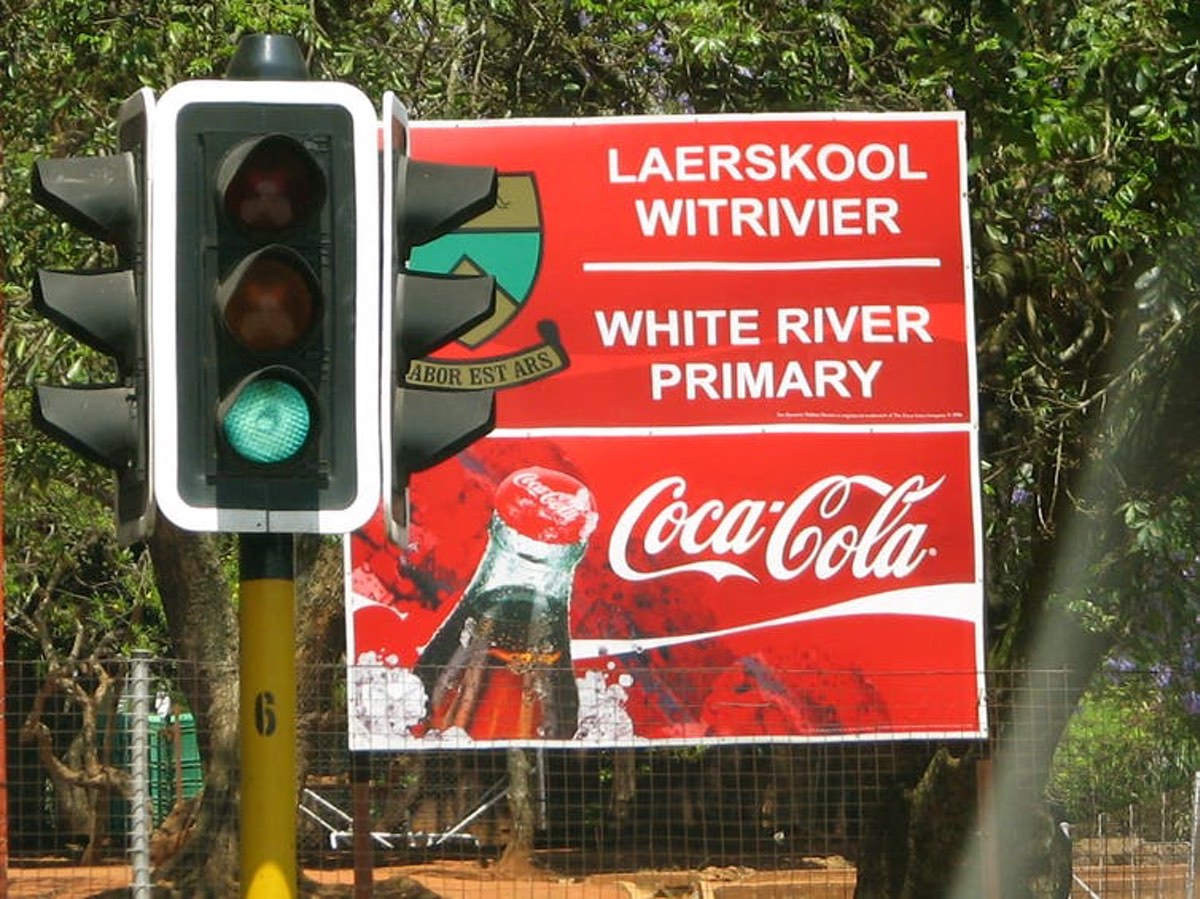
406;174;568;388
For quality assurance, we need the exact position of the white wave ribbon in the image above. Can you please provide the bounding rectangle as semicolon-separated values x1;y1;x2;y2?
570;581;980;661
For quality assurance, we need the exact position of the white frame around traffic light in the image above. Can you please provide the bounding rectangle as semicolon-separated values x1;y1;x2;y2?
150;80;381;534
379;91;405;529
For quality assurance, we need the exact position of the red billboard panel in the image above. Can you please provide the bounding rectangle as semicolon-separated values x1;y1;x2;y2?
346;112;984;748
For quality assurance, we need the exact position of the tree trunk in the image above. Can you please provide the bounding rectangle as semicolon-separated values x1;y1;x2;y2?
497;748;536;875
853;746;979;898
854;603;1107;898
296;536;346;789
148;521;240;896
609;749;637;837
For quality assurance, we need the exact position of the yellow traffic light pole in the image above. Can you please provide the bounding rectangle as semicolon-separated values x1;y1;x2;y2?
221;37;309;897
239;534;297;898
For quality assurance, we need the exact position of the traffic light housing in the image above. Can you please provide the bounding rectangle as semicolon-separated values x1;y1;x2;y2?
151;80;380;533
30;88;155;545
381;93;499;541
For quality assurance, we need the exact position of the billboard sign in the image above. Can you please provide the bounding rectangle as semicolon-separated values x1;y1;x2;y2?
346;112;985;749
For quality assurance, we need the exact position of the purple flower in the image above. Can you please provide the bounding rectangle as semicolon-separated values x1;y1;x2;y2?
648;35;672;65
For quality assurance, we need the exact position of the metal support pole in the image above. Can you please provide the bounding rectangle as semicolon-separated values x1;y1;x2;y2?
130;650;152;897
239;533;297;899
537;746;548;830
0;420;9;899
351;752;372;898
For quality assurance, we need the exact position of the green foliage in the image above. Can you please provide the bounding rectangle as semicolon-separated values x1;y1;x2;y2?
3;384;167;660
1050;673;1200;828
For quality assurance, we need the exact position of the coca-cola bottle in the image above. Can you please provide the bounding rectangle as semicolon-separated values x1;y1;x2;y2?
415;466;598;740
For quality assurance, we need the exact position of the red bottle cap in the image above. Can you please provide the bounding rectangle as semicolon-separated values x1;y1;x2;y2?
495;467;598;545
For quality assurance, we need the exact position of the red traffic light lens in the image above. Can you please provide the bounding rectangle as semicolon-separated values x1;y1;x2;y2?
221;135;325;232
221;251;318;353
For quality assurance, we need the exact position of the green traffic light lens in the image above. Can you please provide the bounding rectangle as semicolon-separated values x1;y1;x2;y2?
223;378;312;464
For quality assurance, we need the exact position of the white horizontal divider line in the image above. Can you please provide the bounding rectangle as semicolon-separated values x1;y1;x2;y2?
490;422;975;438
582;257;942;273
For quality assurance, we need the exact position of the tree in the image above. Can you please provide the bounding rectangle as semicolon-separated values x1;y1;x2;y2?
1051;669;1200;829
3;316;167;860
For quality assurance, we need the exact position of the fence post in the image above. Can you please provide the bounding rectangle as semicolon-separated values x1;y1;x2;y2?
1129;802;1137;899
129;650;153;897
1188;771;1200;899
1099;811;1106;895
352;751;372;899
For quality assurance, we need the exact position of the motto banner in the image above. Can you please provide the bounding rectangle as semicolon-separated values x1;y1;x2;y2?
345;112;985;749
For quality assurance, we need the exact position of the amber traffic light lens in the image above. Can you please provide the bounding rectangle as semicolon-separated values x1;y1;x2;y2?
222;254;318;352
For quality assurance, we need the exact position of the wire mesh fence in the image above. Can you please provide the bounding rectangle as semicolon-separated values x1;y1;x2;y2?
1059;781;1198;898
4;657;1197;897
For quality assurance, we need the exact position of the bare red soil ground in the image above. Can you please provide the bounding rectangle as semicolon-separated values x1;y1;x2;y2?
9;861;1195;899
8;859;859;898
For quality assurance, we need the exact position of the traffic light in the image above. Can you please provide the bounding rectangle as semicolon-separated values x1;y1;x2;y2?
30;88;155;545
381;93;499;540
151;79;380;533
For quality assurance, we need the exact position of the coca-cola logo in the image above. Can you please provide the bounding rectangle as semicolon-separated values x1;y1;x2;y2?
512;470;591;522
498;466;599;544
608;474;944;583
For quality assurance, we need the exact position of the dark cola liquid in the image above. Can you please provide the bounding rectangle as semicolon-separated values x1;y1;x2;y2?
415;585;579;739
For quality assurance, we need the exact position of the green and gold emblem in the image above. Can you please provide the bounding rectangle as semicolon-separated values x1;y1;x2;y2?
406;174;568;389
